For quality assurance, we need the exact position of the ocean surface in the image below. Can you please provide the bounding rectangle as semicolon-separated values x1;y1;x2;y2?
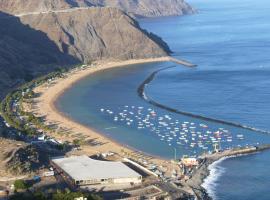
56;0;270;199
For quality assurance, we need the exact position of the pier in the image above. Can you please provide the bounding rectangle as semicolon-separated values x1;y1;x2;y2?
201;144;270;161
184;144;270;200
168;57;197;67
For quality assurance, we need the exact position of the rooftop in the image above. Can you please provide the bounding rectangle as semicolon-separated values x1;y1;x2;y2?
52;156;141;181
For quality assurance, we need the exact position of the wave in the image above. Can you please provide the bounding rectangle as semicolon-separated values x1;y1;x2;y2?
137;66;270;135
201;157;228;200
202;152;257;200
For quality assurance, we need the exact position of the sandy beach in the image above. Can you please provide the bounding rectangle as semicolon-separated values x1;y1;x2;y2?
24;56;184;172
16;56;270;199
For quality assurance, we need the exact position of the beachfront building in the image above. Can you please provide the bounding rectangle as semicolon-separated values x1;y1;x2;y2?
51;156;142;187
181;158;199;167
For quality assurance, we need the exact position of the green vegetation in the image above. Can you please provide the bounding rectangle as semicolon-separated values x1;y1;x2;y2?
55;142;70;151
33;191;47;200
7;145;41;174
73;139;84;146
52;190;102;200
9;189;102;200
14;179;30;190
0;88;53;136
0;64;88;136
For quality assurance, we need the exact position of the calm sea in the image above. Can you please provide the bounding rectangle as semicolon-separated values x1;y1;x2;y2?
56;0;270;199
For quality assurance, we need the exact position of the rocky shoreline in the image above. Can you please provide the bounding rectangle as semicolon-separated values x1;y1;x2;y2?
183;145;270;200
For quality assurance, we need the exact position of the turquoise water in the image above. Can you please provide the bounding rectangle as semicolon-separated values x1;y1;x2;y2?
56;62;270;159
56;0;270;199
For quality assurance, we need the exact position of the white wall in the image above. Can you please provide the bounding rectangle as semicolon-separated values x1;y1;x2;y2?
112;177;142;184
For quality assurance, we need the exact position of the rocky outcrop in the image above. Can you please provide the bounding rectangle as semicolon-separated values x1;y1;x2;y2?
19;7;171;63
5;145;41;175
0;0;195;17
0;12;79;99
0;0;178;98
97;0;196;18
0;7;171;98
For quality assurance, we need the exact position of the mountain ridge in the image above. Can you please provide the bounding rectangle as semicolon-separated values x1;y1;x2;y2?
0;7;171;98
0;0;195;98
0;0;195;18
19;7;171;62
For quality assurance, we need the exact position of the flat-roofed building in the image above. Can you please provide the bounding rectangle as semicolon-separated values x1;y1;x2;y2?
51;156;142;186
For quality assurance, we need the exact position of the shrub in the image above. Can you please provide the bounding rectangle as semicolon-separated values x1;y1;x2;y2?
14;180;28;190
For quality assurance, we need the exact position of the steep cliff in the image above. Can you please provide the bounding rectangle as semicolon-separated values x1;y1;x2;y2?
0;12;79;99
96;0;196;18
0;7;171;98
0;0;195;17
20;7;170;62
0;0;182;99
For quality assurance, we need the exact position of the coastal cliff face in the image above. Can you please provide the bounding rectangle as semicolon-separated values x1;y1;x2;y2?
0;0;186;98
0;6;171;98
99;0;196;18
20;7;170;62
0;0;195;17
0;12;79;99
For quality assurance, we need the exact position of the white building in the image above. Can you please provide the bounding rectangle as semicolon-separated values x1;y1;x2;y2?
51;156;142;186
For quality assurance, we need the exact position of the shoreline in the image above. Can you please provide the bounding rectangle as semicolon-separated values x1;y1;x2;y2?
186;145;270;200
34;57;170;153
201;156;228;200
25;56;194;176
54;102;168;161
17;56;270;199
201;152;257;200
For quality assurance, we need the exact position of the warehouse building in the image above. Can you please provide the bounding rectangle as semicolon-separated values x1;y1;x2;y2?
51;155;142;186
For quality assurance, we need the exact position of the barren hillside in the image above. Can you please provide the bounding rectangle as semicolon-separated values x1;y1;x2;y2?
0;0;195;17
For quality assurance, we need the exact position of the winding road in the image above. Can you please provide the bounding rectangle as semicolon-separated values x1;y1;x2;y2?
14;7;94;17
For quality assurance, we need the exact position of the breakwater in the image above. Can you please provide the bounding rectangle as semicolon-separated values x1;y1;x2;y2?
185;144;270;200
137;66;270;135
169;57;197;67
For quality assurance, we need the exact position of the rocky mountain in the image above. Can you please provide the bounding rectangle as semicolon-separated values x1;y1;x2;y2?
0;11;79;99
97;0;196;18
0;0;194;98
0;0;195;18
20;7;171;62
0;7;171;98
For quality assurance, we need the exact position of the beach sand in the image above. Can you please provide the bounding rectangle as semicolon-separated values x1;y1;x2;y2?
24;56;181;174
21;56;268;199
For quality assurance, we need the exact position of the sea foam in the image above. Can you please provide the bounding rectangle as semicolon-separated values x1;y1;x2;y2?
201;157;228;200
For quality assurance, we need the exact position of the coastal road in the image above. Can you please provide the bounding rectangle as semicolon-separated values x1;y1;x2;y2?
14;7;94;17
0;7;95;19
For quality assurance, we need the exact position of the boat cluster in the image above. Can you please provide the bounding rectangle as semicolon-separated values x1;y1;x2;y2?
100;106;245;152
